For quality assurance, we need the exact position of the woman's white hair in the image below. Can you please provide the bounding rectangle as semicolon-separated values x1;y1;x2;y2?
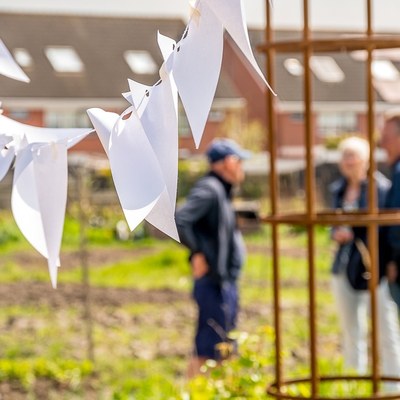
338;136;370;162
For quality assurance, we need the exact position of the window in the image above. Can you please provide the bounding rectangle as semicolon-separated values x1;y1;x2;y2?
45;110;90;128
13;48;33;68
284;58;304;76
290;112;304;122
208;110;225;123
8;110;29;121
317;112;357;136
310;56;345;83
124;51;158;75
45;46;84;73
372;60;400;81
351;49;400;62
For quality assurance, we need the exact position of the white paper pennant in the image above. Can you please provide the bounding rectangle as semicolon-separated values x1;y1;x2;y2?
2;0;276;287
88;107;166;232
171;0;224;149
0;115;92;287
203;0;275;95
0;134;14;182
0;146;14;182
0;39;30;83
125;79;152;117
0;114;91;151
11;142;68;288
138;63;179;240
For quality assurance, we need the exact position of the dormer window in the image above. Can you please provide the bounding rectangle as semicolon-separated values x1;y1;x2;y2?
124;50;158;75
45;46;84;73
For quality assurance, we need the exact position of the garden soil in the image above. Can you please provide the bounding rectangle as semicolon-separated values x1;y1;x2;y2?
0;246;272;400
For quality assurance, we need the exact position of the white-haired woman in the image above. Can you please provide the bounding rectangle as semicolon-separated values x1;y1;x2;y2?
330;136;400;382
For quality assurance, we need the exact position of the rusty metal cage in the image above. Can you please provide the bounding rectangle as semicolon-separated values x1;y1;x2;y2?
259;0;400;398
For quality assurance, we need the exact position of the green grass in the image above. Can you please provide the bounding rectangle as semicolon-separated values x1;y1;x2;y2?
0;209;157;253
59;244;191;289
0;261;48;282
0;358;92;387
0;210;374;399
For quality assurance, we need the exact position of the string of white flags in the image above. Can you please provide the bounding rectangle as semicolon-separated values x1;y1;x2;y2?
0;0;275;287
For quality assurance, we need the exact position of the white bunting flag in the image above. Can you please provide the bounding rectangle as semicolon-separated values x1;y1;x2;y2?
12;142;68;288
0;39;30;83
170;0;224;148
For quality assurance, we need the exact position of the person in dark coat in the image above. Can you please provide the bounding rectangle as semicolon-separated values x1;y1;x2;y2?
330;136;400;380
381;113;400;309
175;138;249;377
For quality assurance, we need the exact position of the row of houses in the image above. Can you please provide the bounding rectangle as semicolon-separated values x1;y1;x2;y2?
0;13;400;157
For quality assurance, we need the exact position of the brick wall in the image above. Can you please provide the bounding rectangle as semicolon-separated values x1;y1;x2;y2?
276;113;321;148
222;37;267;125
3;109;44;127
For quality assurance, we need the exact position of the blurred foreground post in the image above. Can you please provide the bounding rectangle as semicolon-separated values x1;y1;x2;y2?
75;164;95;362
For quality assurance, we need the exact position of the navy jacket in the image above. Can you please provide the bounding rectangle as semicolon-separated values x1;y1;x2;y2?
382;159;400;282
330;172;390;289
175;172;245;284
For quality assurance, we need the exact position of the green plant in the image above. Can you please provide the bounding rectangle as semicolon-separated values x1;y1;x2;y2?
111;375;180;400
184;327;275;399
177;159;207;199
0;358;93;390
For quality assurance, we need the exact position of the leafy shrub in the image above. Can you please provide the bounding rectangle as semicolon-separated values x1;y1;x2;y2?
184;327;275;399
111;375;180;400
0;215;22;245
0;358;93;390
177;159;207;199
240;176;267;199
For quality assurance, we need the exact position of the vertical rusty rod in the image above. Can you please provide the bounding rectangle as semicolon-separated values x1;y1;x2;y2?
366;0;379;394
303;0;318;396
266;0;282;390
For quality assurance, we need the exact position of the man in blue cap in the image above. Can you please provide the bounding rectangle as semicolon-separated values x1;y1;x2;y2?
176;138;250;377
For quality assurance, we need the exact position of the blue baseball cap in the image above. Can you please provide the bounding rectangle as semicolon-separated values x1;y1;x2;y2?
206;138;251;163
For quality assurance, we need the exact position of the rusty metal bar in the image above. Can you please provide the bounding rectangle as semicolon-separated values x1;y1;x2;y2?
366;0;379;394
266;0;278;217
257;35;400;53
262;0;400;398
267;375;400;400
266;0;283;391
302;0;318;396
261;211;400;226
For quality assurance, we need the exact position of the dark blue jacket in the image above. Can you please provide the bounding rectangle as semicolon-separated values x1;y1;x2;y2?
382;159;400;282
175;172;245;284
330;172;390;289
